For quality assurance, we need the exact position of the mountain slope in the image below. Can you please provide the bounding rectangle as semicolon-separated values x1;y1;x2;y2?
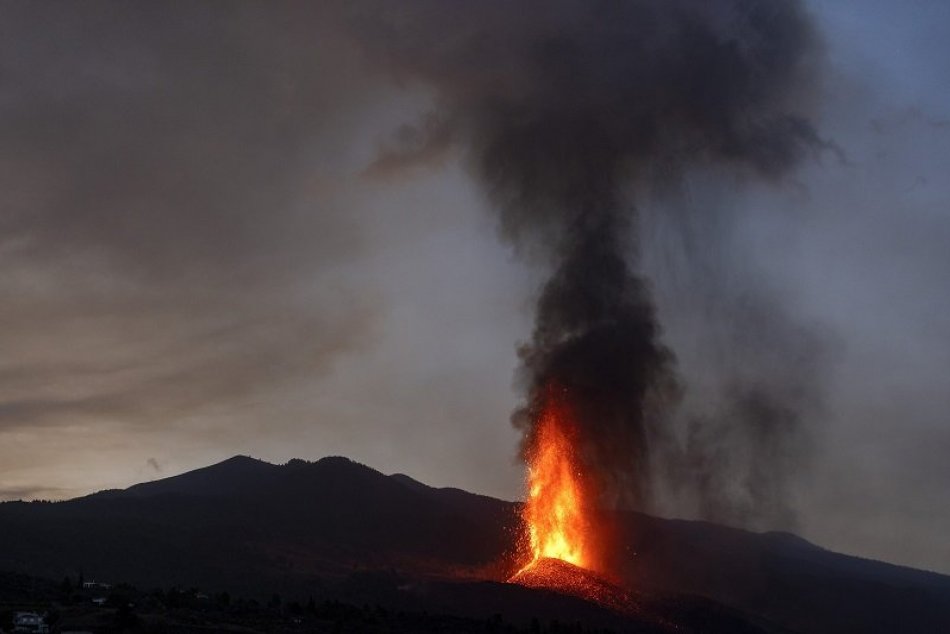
90;454;282;499
623;513;950;634
2;457;512;587
1;456;948;633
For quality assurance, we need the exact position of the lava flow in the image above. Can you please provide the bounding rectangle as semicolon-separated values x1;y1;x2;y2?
513;390;597;577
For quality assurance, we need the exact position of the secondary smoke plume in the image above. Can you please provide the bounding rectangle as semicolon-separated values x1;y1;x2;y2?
354;0;823;515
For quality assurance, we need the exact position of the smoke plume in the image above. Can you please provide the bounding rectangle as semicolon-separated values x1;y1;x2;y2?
353;0;824;514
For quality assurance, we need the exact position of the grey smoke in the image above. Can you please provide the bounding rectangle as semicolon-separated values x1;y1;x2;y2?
351;0;829;521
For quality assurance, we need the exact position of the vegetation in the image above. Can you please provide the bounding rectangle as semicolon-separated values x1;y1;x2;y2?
0;571;620;634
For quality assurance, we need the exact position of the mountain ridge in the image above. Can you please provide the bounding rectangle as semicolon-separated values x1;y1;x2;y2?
2;455;948;633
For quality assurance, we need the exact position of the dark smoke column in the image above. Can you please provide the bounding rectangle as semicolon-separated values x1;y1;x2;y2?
481;127;677;509
353;0;823;511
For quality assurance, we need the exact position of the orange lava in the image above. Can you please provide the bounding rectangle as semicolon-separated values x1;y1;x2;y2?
509;557;635;614
515;390;597;576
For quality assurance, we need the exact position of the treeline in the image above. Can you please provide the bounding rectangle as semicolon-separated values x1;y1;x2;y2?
1;571;618;633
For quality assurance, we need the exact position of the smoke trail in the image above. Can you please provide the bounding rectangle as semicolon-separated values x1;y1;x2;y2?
678;298;830;529
638;177;833;529
352;0;824;511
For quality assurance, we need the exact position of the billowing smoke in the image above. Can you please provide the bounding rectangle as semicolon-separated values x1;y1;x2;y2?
351;0;824;515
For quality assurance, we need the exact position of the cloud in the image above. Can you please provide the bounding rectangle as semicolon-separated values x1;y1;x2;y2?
0;2;382;435
0;484;75;502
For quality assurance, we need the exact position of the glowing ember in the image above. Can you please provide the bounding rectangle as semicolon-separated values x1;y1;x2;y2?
509;557;636;614
515;389;597;576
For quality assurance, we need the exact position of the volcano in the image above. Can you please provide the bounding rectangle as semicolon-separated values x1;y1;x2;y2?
1;456;949;633
509;557;635;614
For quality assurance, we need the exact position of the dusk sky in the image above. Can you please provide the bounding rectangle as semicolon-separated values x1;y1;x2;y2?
1;1;949;576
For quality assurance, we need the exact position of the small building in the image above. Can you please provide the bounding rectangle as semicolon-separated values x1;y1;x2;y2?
82;580;111;590
13;612;49;634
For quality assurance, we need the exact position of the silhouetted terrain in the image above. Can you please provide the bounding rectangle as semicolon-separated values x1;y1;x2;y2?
2;456;948;633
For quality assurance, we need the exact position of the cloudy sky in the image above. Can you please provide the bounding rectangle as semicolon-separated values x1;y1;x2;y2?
0;1;948;575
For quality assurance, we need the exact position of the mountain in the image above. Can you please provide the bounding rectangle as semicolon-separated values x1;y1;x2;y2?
1;456;948;633
91;455;283;499
622;514;950;634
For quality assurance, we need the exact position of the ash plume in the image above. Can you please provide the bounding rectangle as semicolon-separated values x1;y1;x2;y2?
352;0;824;513
634;166;837;529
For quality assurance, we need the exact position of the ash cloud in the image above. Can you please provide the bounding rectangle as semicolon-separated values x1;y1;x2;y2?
0;2;380;436
352;0;826;515
665;282;830;529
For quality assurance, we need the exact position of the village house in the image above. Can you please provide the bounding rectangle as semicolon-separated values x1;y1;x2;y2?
81;580;111;591
12;612;48;634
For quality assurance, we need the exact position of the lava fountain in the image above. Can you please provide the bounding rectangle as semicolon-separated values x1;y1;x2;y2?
512;388;600;578
507;388;635;611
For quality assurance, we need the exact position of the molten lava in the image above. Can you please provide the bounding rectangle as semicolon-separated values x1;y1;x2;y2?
509;557;636;614
515;390;597;576
508;390;644;616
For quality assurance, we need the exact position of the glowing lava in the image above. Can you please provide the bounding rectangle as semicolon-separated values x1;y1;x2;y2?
515;390;597;576
509;557;635;614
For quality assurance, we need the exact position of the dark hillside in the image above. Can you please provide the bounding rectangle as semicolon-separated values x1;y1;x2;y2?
2;456;949;633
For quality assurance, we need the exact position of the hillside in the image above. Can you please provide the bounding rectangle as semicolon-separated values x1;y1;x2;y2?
1;456;948;633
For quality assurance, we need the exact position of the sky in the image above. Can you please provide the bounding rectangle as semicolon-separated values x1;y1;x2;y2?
0;1;948;574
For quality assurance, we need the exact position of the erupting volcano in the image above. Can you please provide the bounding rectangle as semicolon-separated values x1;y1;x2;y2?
355;0;829;612
515;388;597;575
508;388;636;611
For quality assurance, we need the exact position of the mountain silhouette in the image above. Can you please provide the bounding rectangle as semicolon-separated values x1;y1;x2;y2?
2;456;948;633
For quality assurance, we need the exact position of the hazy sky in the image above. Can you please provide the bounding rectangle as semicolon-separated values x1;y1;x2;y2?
0;1;948;575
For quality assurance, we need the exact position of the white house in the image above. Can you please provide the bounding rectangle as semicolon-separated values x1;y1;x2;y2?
12;612;48;634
